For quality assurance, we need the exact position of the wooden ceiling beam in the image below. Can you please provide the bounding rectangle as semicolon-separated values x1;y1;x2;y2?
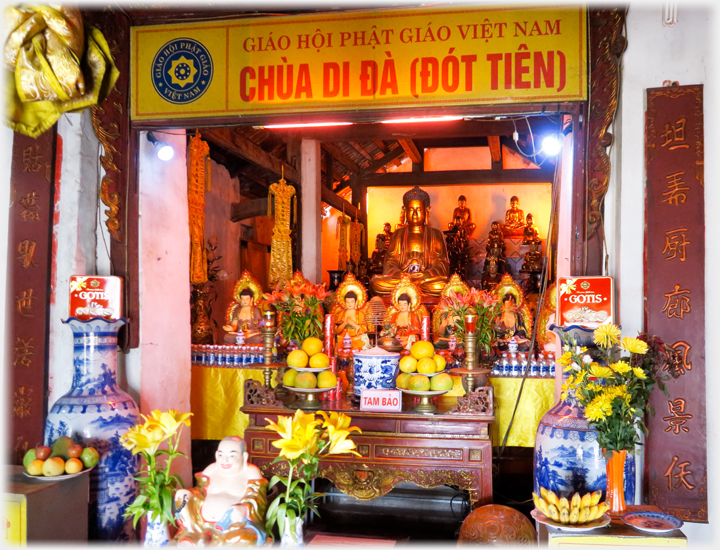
321;142;361;174
361;167;555;187
397;139;422;165
201;128;299;182
231;198;268;223
488;136;502;164
349;141;374;161
359;146;406;177
374;140;403;167
320;186;359;219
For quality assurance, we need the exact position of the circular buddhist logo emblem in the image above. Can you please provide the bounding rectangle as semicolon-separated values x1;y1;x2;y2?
151;38;213;104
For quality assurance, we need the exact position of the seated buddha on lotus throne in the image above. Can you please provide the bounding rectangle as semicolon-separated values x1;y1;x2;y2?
370;186;450;297
223;271;265;344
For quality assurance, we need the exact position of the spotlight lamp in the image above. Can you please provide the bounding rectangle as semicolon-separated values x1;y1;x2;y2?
541;134;562;156
147;132;174;161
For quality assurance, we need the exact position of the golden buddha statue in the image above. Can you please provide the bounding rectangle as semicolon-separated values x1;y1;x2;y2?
448;195;476;237
381;275;426;350
522;213;541;245
223;271;264;344
370;186;450;297
492;274;533;352
432;274;469;345
332;273;371;351
521;240;543;272
502;195;526;237
382;222;393;249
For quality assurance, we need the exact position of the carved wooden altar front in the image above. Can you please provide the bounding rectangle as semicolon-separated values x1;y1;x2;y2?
242;383;495;507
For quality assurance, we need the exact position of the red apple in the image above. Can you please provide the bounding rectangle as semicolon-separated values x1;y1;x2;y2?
67;445;83;458
35;445;51;460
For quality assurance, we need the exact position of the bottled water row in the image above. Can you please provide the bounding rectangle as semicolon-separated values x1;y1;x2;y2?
491;352;556;378
191;344;270;367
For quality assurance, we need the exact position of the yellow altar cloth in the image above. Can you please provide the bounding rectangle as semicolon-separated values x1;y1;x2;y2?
191;366;278;440
489;377;555;447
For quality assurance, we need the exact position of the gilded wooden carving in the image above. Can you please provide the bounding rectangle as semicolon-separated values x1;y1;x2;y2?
244;380;284;408
448;387;494;416
319;465;405;501
188;133;210;284
586;8;627;240
375;446;463;460
90;105;122;241
268;173;296;288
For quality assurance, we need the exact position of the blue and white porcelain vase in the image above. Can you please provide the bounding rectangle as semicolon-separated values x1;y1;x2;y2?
44;317;140;541
352;346;400;397
143;512;170;547
534;325;635;503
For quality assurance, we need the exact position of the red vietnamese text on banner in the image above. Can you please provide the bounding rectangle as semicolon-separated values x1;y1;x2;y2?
645;84;707;522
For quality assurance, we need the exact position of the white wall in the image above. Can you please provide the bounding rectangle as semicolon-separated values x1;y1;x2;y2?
47;111;101;410
131;130;192;485
608;4;718;545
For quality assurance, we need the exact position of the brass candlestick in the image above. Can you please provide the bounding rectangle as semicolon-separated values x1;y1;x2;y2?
261;326;276;389
464;313;478;393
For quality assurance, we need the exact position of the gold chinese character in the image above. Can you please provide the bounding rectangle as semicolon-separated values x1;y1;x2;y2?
662;172;690;206
664;456;695;491
661;118;690;150
13;337;34;368
13;387;32;418
669;341;692;375
662;284;691;319
19;191;40;221
16;289;35;318
663;399;692;434
17;240;37;268
662;228;689;262
22;145;43;173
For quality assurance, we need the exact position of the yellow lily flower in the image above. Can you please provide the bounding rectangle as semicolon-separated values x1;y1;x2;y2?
265;414;294;440
319;411;362;434
324;426;360;457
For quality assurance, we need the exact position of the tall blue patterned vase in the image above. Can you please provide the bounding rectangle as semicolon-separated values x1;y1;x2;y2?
534;325;635;503
44;317;140;541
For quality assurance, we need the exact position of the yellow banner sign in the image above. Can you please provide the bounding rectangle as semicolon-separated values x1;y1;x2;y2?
131;5;586;121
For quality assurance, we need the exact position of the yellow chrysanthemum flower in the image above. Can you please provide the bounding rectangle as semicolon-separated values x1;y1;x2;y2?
590;364;613;378
621;337;648;355
594;324;622;349
632;367;647;379
610;361;632;374
585;400;611;422
558;351;573;367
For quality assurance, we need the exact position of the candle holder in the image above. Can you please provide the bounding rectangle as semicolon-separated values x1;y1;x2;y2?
261;326;277;389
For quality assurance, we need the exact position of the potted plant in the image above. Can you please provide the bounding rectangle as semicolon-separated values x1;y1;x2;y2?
264;272;329;350
120;410;193;546
441;288;501;360
264;410;361;545
560;325;680;515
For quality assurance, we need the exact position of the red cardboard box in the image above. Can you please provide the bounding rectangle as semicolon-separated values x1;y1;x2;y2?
69;276;123;320
556;276;614;328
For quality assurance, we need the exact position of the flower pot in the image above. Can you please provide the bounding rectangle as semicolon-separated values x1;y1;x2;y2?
143;512;170;547
280;517;304;547
44;318;139;541
605;449;628;516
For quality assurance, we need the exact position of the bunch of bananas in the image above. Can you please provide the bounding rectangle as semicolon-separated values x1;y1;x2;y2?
533;488;609;525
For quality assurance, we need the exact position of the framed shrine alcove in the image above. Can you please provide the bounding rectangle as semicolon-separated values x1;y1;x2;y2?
83;5;627;351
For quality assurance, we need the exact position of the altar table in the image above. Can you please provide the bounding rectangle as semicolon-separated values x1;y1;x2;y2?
242;390;495;507
190;365;278;440
489;377;555;448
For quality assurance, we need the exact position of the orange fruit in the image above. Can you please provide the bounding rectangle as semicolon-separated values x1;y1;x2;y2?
317;370;337;388
309;352;330;369
410;341;435;360
283;369;298;387
433;354;447;372
430;372;453;391
302;337;324;356
396;373;412;389
416;357;436;374
399;356;418;373
65;458;83;474
408;374;430;391
295;372;317;389
287;349;309;368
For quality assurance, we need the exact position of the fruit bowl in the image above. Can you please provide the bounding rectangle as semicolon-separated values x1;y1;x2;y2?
284;385;335;410
397;387;449;413
291;366;330;373
24;464;95;481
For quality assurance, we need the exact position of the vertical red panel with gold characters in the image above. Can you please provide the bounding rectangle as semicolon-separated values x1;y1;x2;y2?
645;85;706;522
6;130;57;464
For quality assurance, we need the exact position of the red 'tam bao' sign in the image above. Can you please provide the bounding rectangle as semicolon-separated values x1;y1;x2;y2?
69;276;123;320
556;276;614;328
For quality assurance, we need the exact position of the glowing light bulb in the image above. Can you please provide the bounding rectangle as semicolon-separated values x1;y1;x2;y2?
542;135;562;156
